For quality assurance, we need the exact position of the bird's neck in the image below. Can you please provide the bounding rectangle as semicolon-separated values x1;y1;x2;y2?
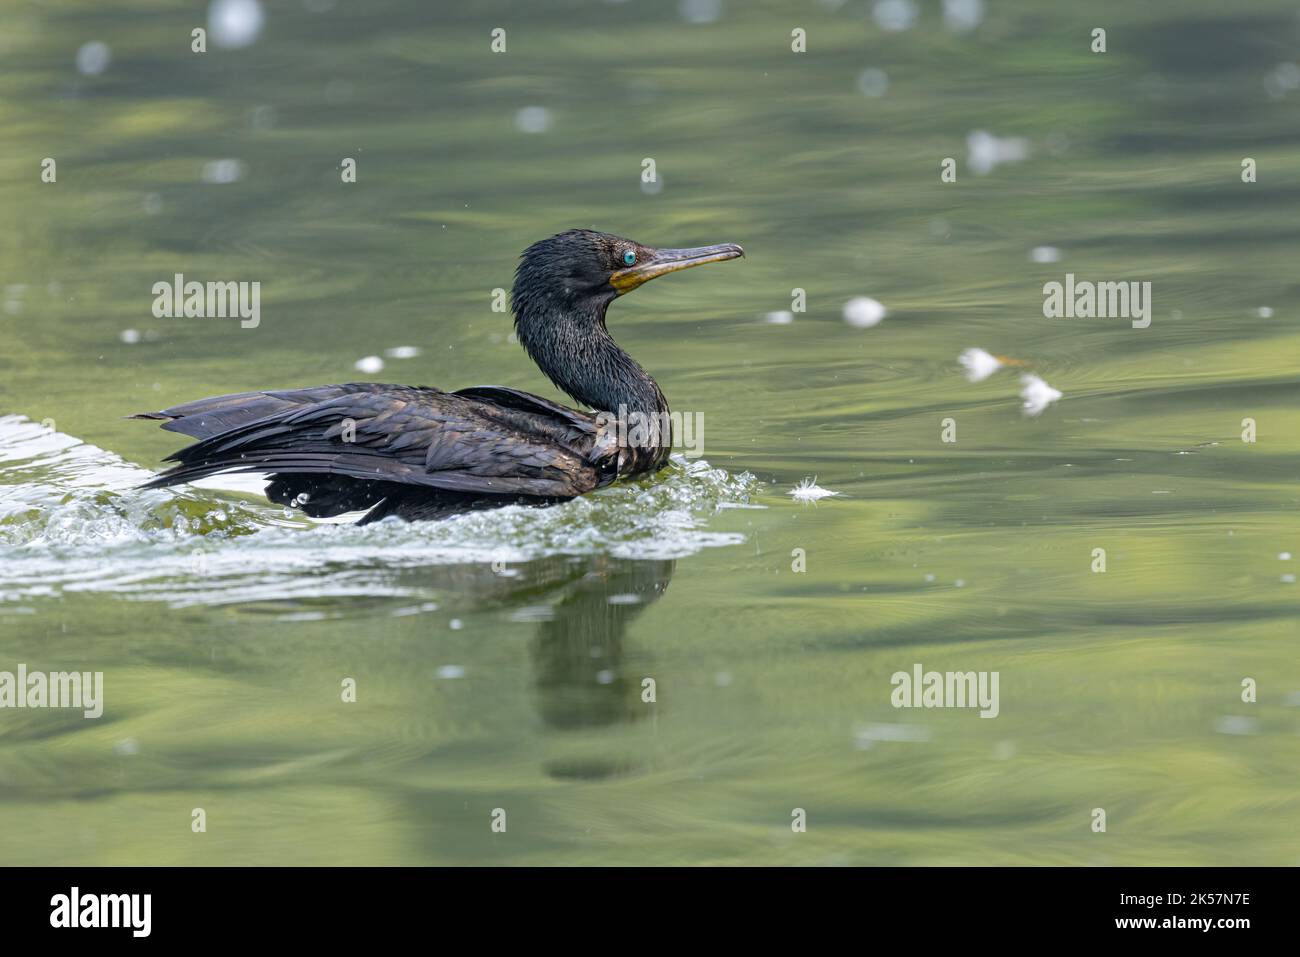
516;298;669;422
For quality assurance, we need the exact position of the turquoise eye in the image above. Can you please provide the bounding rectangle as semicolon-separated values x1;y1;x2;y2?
622;250;637;266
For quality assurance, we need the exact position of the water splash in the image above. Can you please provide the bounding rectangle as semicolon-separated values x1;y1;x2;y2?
0;415;756;606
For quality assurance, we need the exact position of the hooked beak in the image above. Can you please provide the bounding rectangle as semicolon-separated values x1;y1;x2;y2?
609;242;745;295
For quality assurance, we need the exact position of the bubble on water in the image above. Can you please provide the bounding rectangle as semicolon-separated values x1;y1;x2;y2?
76;41;112;76
514;106;552;134
354;355;384;374
250;104;277;132
114;738;140;756
942;0;985;32
763;311;794;325
641;174;664;196
873;0;917;32
1280;552;1292;561
449;618;464;630
595;670;616;685
385;346;421;359
208;0;265;49
436;665;465;679
143;193;163;215
679;0;723;25
1257;306;1274;318
3;285;24;316
324;79;354;104
1044;131;1071;156
627;77;660;104
119;329;141;345
854;723;931;749
856;68;889;98
842;296;886;328
1030;245;1061;263
1264;62;1300;99
201;159;245;184
1214;715;1257;735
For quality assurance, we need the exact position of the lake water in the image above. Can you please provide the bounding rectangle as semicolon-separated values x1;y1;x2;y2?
1;0;1298;865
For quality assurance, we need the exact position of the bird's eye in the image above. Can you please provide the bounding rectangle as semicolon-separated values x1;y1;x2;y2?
622;250;637;266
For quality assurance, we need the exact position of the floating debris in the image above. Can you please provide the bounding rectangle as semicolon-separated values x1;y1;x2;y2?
958;347;1001;382
967;130;1029;176
1019;373;1062;416
790;477;839;502
842;296;886;328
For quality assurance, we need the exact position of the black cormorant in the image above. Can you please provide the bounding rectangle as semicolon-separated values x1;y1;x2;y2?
132;229;744;523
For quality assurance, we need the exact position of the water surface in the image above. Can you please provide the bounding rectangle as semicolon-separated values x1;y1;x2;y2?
1;0;1298;865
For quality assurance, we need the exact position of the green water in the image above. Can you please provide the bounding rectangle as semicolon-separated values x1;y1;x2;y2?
1;0;1298;865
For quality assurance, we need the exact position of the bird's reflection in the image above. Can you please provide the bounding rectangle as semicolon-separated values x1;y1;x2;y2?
404;555;674;730
528;556;674;730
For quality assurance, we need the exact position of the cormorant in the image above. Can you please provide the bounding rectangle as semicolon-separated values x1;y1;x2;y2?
132;229;744;523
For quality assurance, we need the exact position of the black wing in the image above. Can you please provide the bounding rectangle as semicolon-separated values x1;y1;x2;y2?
132;384;618;506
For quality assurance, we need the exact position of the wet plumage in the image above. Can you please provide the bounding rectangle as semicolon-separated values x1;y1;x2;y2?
133;230;743;523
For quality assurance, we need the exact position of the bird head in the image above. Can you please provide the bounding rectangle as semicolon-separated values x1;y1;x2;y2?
511;229;744;317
